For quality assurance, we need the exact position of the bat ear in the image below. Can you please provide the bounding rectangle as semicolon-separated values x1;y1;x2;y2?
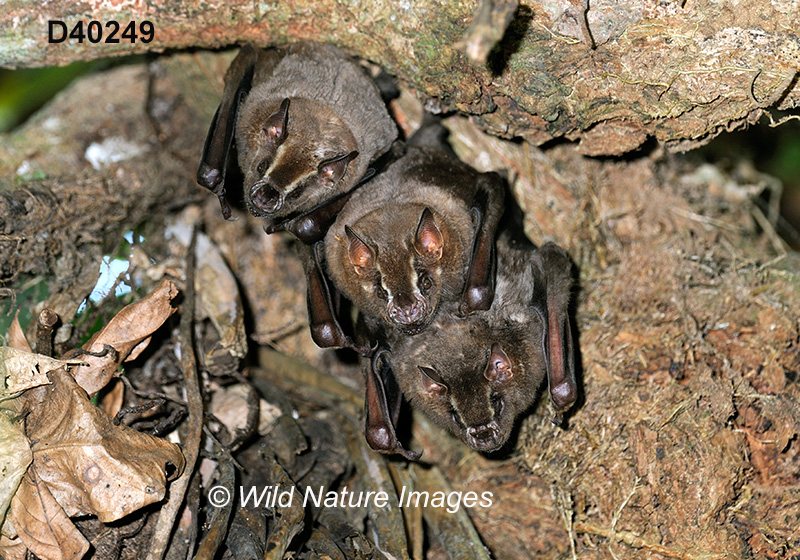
345;226;375;275
414;208;443;260
319;151;359;188
485;343;513;383
264;98;290;141
532;243;577;423
418;366;448;396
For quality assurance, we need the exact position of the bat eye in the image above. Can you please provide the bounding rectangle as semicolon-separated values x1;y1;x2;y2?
490;393;504;416
449;407;465;429
418;272;433;294
375;284;388;300
256;160;267;175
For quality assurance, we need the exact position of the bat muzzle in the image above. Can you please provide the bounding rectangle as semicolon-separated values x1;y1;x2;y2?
248;182;283;215
466;421;503;452
387;294;427;328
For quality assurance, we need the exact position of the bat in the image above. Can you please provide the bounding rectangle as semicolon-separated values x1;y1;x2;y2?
305;143;505;352
197;42;397;240
367;231;577;456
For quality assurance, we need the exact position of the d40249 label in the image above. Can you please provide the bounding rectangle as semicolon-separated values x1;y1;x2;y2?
48;20;154;44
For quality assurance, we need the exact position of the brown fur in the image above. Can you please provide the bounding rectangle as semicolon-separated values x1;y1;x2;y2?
324;146;502;334
206;42;397;221
379;234;575;452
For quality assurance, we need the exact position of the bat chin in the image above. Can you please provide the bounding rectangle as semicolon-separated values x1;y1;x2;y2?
464;422;506;452
471;441;504;453
393;317;432;336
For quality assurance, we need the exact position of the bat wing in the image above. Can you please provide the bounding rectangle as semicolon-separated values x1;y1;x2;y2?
531;242;577;423
364;349;422;461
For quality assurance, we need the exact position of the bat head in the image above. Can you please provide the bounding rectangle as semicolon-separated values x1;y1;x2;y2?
238;97;360;219
342;206;452;335
391;316;545;453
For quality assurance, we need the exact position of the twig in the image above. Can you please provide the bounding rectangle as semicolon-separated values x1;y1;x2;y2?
573;521;730;559
764;111;800;127
262;452;305;560
254;347;364;412
669;207;742;233
201;423;244;470
388;464;424;560
146;226;204;560
456;0;519;64
750;205;789;256
553;486;578;560
120;374;188;407
35;308;58;357
609;477;642;558
192;452;235;560
112;398;165;425
411;463;492;560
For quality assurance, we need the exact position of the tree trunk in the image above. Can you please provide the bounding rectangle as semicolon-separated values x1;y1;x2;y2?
2;0;798;154
1;3;799;560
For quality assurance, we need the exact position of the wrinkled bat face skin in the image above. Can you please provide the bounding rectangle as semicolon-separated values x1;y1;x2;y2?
237;97;360;219
389;315;544;452
333;205;463;335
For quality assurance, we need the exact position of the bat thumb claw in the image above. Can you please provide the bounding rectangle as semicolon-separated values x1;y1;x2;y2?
264;222;284;234
217;195;237;221
365;426;422;461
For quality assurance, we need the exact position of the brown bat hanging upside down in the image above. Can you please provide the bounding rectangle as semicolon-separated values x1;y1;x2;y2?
197;42;397;242
361;230;577;459
302;143;506;355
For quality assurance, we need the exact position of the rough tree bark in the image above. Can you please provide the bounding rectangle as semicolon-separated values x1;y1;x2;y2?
1;0;798;154
1;2;799;560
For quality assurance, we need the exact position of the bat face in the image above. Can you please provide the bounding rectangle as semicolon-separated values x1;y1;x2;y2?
236;97;360;219
333;205;461;335
390;316;545;452
198;43;397;228
375;236;577;456
323;146;485;338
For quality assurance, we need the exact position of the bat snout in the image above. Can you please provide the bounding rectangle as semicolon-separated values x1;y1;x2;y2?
387;293;427;328
466;421;503;452
248;182;283;215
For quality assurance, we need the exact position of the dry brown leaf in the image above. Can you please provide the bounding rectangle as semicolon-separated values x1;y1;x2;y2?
209;383;282;436
9;468;89;560
166;221;247;359
0;532;27;560
0;347;68;398
71;278;178;395
7;312;31;352
24;368;185;523
99;378;125;418
0;411;31;537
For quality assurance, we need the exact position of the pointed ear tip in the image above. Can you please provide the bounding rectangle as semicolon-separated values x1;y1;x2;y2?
491;342;509;358
421;208;439;226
